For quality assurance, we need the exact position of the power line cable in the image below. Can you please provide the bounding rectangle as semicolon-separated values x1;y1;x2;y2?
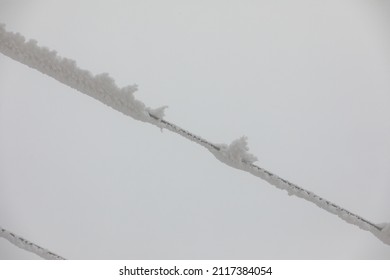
1;24;389;254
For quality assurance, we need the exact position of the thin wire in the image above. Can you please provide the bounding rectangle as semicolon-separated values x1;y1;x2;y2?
0;227;65;260
152;114;384;232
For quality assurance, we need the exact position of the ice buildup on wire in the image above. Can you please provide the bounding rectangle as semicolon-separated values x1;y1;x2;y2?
147;106;169;120
212;136;258;167
0;227;64;260
0;24;155;124
1;23;389;248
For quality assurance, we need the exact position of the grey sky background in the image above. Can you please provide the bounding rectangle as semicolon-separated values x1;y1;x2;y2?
1;0;390;259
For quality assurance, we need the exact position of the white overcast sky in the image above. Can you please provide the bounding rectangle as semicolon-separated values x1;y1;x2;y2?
1;0;390;259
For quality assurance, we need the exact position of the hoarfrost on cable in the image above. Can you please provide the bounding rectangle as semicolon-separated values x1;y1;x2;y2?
147;106;169;120
218;136;258;164
1;22;389;248
0;227;64;260
0;24;156;124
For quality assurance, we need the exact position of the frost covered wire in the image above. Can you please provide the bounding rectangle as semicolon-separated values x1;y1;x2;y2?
0;23;164;126
0;226;65;260
157;119;390;246
0;24;389;246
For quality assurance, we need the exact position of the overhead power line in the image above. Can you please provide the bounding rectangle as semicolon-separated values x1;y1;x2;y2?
0;24;389;259
0;226;65;260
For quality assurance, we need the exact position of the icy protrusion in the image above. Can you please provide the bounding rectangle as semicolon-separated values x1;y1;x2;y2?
147;106;168;120
218;136;258;164
0;226;65;260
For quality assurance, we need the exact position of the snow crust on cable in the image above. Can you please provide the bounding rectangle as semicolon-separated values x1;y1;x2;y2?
0;23;163;125
213;136;258;166
209;138;389;245
0;226;65;260
147;106;168;120
1;23;388;246
212;145;389;245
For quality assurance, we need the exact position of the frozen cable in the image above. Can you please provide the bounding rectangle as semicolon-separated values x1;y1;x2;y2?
0;23;389;246
0;226;65;260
